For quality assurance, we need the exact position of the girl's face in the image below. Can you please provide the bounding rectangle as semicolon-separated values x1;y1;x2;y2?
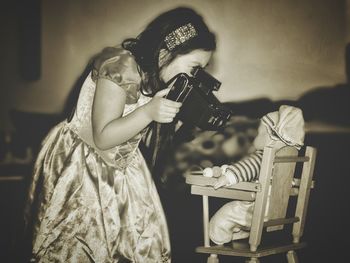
159;49;213;83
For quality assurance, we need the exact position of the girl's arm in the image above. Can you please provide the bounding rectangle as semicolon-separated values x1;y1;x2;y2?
92;78;181;150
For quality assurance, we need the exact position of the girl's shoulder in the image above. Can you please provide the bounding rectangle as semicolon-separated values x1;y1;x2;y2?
91;46;141;104
92;46;140;85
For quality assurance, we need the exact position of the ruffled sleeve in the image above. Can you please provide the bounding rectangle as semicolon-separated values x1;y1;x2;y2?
91;47;141;104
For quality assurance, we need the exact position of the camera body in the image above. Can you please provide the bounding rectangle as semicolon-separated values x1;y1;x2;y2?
166;68;231;130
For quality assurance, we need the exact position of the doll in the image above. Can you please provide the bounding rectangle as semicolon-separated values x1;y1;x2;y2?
203;105;305;245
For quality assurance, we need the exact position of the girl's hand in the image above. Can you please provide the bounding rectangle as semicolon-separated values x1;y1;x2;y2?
213;175;230;190
144;87;182;123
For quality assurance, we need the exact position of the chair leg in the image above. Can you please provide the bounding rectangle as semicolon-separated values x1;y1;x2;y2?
207;254;219;263
245;257;260;263
249;244;258;252
286;250;299;263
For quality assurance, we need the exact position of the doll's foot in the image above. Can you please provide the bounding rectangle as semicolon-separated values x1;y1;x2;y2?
232;229;250;241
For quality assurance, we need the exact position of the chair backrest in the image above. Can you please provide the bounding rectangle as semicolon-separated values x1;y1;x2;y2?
266;146;298;231
248;145;316;250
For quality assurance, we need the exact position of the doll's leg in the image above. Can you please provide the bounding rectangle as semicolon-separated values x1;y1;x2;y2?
231;229;250;240
209;201;254;244
231;201;255;240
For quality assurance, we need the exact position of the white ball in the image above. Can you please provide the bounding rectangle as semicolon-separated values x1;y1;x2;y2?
203;167;213;177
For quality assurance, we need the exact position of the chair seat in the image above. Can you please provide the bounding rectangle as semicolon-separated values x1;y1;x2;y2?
186;173;261;192
196;242;307;258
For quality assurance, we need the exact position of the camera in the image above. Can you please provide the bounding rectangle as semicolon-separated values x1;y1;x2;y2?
166;67;231;130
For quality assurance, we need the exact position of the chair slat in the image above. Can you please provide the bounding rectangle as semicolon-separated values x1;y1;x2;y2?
249;146;276;251
292;147;317;243
293;178;315;188
267;146;298;231
264;217;299;229
191;185;256;201
274;156;309;163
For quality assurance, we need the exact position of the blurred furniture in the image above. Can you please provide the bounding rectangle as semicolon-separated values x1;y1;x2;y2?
304;121;350;134
186;145;317;263
0;110;61;262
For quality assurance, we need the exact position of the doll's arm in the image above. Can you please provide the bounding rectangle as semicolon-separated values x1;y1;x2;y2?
211;150;263;189
223;149;264;185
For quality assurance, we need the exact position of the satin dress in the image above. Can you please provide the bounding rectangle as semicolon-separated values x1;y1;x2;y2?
25;47;171;263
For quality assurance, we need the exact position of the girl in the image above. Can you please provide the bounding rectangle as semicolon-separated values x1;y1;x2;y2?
25;7;216;263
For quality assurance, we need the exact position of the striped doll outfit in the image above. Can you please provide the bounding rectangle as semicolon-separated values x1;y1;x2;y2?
224;149;264;185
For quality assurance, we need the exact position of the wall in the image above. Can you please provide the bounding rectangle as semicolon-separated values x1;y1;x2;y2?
0;0;347;130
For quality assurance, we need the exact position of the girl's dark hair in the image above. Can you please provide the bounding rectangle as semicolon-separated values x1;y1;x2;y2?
122;7;217;173
122;6;216;96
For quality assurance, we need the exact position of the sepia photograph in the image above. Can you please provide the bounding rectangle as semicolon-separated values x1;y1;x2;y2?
1;0;349;262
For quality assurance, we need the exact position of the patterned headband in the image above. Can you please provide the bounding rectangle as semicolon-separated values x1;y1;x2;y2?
164;23;198;51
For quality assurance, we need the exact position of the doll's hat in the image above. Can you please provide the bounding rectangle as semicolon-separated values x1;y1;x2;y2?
261;105;305;150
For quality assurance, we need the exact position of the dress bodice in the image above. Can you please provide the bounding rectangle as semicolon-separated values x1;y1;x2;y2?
68;47;151;168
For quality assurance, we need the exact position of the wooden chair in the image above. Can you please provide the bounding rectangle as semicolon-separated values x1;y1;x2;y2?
186;146;317;263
